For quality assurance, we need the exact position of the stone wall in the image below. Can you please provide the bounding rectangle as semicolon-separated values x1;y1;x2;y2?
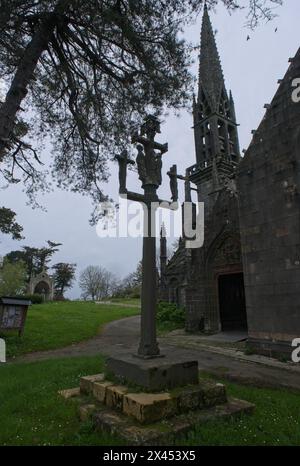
237;49;300;356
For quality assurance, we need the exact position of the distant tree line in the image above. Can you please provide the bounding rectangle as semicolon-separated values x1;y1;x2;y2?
1;240;76;299
79;261;142;301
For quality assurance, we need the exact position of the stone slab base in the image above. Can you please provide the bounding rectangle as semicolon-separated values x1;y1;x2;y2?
247;338;293;359
59;370;254;444
76;373;227;424
106;352;199;391
92;397;254;445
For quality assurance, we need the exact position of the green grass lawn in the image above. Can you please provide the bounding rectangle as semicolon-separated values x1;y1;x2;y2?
0;301;139;358
110;297;140;306
0;356;124;446
181;373;300;446
1;355;300;446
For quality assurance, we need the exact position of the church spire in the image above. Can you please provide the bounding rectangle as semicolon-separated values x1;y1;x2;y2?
190;4;241;192
198;4;225;112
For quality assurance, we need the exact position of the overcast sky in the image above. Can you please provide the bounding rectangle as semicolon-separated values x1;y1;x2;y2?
1;1;299;298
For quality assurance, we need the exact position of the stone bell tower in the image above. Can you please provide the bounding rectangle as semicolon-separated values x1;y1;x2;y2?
189;4;240;213
162;5;247;334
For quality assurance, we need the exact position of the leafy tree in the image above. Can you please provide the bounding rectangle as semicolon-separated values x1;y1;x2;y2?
0;259;27;295
35;240;62;271
5;240;61;279
79;265;116;300
0;0;282;217
6;247;39;279
52;262;76;298
114;260;142;298
0;206;23;240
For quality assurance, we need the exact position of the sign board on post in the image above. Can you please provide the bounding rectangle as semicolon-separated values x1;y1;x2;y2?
0;297;31;337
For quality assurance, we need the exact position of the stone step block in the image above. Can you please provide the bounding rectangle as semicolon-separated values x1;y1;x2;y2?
93;397;255;445
93;381;114;403
172;380;227;413
79;404;97;422
123;392;177;424
201;381;227;408
80;373;105;394
106;385;128;411
58;387;80;399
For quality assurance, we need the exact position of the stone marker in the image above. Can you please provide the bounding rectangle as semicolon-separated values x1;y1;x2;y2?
106;351;199;391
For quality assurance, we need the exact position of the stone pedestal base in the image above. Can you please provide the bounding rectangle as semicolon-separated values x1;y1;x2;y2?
59;370;255;444
92;397;254;445
106;351;199;391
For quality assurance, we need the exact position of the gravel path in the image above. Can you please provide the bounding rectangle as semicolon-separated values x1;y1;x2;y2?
9;315;300;391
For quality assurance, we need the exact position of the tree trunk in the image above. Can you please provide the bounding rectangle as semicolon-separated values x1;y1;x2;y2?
0;0;74;160
0;18;57;159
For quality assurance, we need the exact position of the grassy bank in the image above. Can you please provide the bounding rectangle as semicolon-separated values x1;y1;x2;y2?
1;356;300;446
0;355;124;445
0;301;139;358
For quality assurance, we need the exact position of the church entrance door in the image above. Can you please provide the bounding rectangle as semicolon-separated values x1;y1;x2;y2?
218;273;247;331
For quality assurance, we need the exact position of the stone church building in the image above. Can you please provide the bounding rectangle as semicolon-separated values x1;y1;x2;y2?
160;5;300;357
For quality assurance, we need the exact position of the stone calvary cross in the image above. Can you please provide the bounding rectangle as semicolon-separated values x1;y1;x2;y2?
116;115;178;358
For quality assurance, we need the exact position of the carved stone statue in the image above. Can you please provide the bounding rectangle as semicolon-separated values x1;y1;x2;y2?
116;149;135;194
136;144;147;185
135;130;164;188
167;164;178;201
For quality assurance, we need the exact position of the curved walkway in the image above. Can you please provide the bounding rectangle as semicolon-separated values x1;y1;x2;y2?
10;315;300;391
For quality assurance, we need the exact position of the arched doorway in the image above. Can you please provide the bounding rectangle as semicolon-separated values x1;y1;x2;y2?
218;272;247;331
34;281;50;301
206;232;248;333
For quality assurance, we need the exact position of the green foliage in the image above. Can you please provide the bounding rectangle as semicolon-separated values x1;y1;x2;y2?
157;301;185;325
5;240;61;281
113;260;142;298
0;300;140;358
20;293;44;304
52;262;76;298
0;259;27;296
0;1;282;218
0;207;23;240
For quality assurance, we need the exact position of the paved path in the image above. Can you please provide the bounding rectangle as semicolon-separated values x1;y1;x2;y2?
10;316;300;391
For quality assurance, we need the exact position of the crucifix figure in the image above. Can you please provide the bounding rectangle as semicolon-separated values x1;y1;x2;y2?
167;164;179;202
115;149;135;194
116;115;175;358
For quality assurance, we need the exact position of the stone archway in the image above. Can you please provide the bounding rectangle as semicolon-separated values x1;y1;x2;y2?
205;232;248;332
34;280;51;301
217;272;247;331
28;270;54;301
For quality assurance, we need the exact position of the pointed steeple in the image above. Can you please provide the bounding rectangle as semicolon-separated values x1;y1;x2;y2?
229;90;237;122
198;4;225;112
189;2;241;210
